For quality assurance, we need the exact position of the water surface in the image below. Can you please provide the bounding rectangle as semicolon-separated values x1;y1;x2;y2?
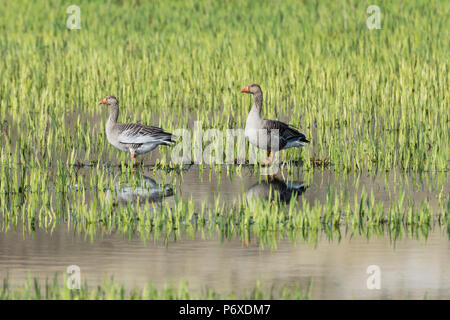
0;167;448;299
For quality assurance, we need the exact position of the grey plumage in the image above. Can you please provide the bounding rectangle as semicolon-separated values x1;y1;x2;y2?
241;84;309;154
260;119;310;150
116;122;175;146
99;95;176;163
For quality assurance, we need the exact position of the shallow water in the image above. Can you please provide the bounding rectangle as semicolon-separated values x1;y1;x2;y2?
1;223;448;299
74;166;448;211
0;167;448;299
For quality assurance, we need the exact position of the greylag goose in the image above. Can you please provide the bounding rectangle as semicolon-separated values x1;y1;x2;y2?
241;84;309;164
99;96;176;165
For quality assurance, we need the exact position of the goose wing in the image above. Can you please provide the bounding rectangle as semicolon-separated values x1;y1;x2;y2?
263;119;309;145
117;123;175;145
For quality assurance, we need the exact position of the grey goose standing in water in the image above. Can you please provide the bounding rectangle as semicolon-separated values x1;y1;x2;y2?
241;84;309;164
99;96;176;165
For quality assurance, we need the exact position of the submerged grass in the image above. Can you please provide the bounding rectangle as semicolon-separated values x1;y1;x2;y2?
0;0;448;299
0;1;448;235
0;275;312;300
1;167;448;247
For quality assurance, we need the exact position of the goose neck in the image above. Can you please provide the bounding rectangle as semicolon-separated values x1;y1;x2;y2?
251;92;263;115
108;103;119;123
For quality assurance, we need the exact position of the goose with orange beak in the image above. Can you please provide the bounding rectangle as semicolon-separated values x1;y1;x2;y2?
99;96;176;166
241;84;309;164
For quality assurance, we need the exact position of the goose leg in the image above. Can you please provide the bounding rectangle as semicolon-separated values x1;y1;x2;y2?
131;153;137;166
267;152;275;179
262;150;273;166
268;151;274;164
264;150;273;165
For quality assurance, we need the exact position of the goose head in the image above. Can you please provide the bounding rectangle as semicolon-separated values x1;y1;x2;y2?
240;84;262;95
98;95;118;106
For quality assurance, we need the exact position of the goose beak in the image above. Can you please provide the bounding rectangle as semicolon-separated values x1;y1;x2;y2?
240;87;249;93
98;98;107;105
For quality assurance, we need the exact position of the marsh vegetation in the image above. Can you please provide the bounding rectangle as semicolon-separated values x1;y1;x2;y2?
0;0;448;299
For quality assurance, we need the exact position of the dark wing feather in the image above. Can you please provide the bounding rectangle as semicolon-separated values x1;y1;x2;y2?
263;119;309;147
117;123;175;145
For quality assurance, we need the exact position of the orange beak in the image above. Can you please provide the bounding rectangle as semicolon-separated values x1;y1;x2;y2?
240;87;249;93
98;98;107;105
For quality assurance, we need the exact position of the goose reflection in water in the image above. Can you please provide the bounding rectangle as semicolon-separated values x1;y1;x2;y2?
105;175;173;204
244;177;307;248
246;177;307;202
